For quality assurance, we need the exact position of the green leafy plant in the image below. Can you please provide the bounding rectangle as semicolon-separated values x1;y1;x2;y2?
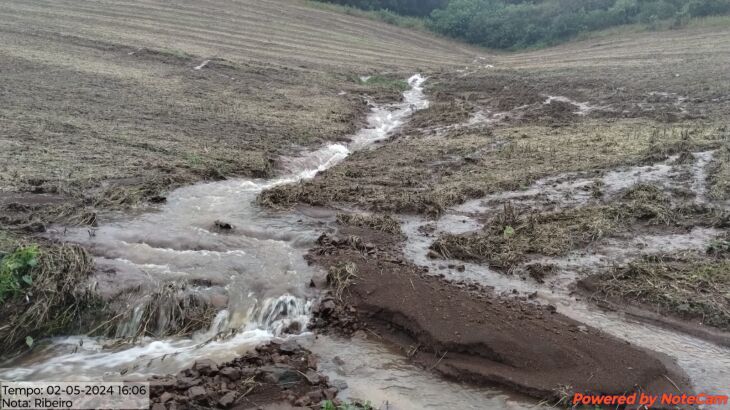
0;245;39;303
503;225;515;239
321;400;374;410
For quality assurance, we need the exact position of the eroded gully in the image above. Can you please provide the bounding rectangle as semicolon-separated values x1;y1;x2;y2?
1;75;728;409
0;76;534;409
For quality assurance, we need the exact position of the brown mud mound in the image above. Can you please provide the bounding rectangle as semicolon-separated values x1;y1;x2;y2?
307;228;692;402
149;341;340;410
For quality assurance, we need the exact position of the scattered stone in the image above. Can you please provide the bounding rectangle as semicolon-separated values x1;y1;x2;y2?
175;376;200;389
320;300;336;316
193;359;219;375
159;392;174;403
219;367;241;381
213;220;234;231
218;391;237;408
324;387;338;400
261;364;304;385
149;343;337;409
187;386;207;401
277;339;300;354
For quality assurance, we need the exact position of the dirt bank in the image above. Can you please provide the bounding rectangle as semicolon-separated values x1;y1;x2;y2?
149;341;345;409
306;225;692;403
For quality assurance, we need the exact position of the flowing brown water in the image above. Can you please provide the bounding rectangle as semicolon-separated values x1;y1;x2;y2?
0;76;539;409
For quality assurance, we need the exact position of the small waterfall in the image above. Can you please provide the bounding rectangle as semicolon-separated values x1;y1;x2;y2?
115;304;146;338
250;295;311;336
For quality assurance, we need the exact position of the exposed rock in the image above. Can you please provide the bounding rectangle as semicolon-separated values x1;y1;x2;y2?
149;343;336;409
193;359;219;375
219;366;241;381
187;385;207;401
218;391;238;408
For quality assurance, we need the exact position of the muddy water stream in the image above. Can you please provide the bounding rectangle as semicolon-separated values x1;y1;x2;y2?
401;151;730;399
2;75;727;408
0;76;537;409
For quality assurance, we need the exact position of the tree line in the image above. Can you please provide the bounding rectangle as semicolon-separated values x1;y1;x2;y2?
315;0;730;49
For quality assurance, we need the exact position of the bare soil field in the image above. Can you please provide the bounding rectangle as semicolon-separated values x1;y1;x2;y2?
0;0;476;232
2;0;730;407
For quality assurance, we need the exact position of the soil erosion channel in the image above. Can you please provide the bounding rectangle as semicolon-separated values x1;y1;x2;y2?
1;74;727;408
0;75;524;408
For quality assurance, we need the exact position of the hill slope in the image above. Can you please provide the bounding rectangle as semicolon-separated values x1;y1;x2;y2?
1;0;476;69
0;0;478;229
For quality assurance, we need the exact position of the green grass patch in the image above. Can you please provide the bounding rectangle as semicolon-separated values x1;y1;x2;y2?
0;245;39;303
322;399;374;410
0;243;98;354
359;75;409;91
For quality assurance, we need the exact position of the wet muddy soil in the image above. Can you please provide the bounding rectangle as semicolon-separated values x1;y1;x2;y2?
306;227;692;402
3;18;730;406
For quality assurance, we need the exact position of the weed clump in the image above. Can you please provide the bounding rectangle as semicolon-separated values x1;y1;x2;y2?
431;185;679;270
0;245;39;303
327;262;358;301
0;242;98;354
589;253;730;330
336;213;402;235
431;202;623;270
108;283;218;340
619;184;675;224
708;145;730;200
